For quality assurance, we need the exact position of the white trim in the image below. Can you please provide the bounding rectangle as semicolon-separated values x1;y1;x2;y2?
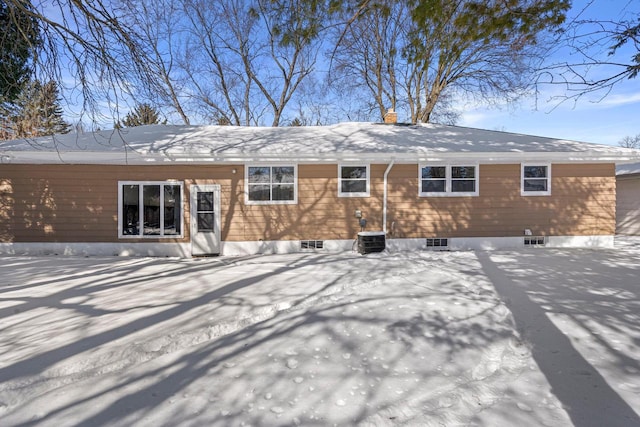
221;239;354;256
387;236;614;251
521;163;551;196
387;237;523;251
190;184;222;256
0;235;614;258
338;163;370;197
0;242;191;257
222;235;615;255
419;163;479;197
118;181;184;239
244;164;298;205
5;149;640;165
546;235;614;248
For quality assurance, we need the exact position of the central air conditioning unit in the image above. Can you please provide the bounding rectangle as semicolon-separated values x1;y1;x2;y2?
357;231;386;254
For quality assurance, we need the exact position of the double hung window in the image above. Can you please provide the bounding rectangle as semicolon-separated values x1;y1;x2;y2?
246;165;297;204
339;164;370;197
420;165;478;196
521;164;551;196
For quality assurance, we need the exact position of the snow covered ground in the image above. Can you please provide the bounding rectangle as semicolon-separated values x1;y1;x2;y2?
1;239;639;426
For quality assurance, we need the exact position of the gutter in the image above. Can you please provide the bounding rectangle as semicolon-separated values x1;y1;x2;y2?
165;151;640;163
383;159;395;234
3;149;640;165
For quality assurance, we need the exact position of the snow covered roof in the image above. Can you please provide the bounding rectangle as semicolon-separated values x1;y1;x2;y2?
2;122;640;165
616;162;640;176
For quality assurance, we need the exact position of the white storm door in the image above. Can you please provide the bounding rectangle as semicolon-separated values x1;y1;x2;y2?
190;185;221;256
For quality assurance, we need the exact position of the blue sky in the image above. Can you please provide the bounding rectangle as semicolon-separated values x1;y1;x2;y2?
60;0;638;146
458;0;640;146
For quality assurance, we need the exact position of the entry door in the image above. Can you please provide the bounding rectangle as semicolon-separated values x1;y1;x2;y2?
190;185;221;256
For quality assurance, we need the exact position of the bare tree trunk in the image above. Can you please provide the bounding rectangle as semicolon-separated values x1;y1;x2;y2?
176;0;320;127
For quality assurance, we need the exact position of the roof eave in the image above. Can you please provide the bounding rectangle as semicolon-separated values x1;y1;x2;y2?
139;150;640;164
3;150;640;165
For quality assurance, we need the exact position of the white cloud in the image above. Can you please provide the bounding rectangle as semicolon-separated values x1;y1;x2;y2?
458;111;494;127
596;92;640;108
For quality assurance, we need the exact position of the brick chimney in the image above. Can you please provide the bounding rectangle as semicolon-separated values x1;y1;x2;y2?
383;108;397;124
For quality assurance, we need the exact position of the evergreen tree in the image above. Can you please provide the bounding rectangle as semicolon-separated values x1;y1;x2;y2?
119;103;165;127
0;0;40;139
0;0;40;104
9;80;71;138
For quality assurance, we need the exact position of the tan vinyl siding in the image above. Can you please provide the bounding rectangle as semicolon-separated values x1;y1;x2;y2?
1;162;615;244
386;163;615;238
240;164;382;241
0;165;242;243
616;175;640;235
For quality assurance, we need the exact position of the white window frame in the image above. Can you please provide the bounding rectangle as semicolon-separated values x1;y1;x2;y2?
419;164;479;197
245;164;298;205
521;164;551;196
118;181;184;239
338;163;370;197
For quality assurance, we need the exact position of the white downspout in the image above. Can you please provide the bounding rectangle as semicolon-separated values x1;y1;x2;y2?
383;159;395;234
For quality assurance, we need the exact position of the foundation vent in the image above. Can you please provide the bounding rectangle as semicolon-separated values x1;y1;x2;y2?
301;240;324;250
524;236;546;247
426;238;449;249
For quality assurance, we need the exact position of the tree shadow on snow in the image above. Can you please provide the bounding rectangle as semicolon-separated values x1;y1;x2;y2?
0;252;520;426
4;249;639;426
476;250;640;427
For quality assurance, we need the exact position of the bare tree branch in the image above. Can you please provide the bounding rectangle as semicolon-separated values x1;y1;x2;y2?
538;2;640;103
619;133;640;149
